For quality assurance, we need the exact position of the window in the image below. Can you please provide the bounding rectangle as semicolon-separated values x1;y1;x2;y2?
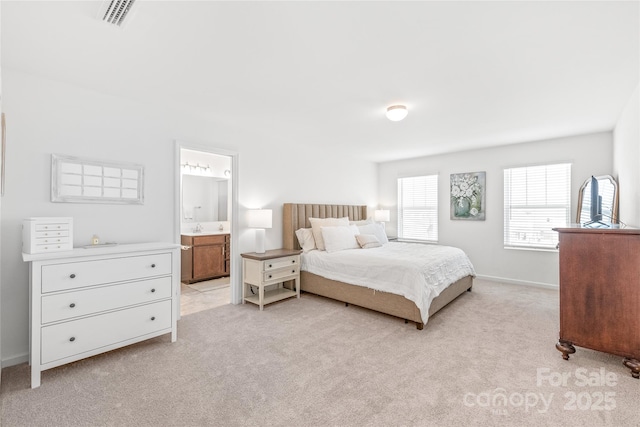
397;175;438;241
504;163;571;249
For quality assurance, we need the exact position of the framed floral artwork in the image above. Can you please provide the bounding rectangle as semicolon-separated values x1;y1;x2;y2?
450;171;486;220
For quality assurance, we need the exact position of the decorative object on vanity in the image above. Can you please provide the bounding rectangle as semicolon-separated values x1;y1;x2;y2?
247;209;272;254
450;171;486;220
554;227;640;379
23;242;180;388
241;249;301;311
385;104;408;121
576;175;619;226
51;154;144;204
23;217;73;254
181;233;230;283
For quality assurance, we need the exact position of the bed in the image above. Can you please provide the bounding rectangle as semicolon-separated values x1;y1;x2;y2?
283;203;475;329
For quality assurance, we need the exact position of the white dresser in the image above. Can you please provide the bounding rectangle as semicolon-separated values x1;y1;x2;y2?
23;242;180;388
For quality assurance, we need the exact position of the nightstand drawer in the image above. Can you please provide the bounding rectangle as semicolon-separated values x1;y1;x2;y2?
41;300;172;365
263;266;299;283
41;253;172;293
41;276;172;324
264;256;298;271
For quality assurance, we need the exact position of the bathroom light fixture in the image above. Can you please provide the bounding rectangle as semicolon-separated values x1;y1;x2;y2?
386;105;408;121
247;209;272;254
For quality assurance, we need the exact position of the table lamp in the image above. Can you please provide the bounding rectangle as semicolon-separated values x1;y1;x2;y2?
248;209;272;253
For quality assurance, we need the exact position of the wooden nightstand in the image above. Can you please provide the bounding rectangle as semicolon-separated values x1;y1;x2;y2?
241;249;302;310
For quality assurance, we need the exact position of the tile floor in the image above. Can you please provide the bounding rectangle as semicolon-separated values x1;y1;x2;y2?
180;276;231;316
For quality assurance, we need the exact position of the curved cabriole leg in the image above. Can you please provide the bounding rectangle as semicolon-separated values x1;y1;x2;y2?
556;340;576;360
623;358;640;379
416;322;424;330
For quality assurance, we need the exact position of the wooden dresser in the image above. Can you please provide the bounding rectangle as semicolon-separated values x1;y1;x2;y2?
23;242;180;388
554;227;640;379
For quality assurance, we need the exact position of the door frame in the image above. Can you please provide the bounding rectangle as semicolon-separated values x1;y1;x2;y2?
174;140;241;310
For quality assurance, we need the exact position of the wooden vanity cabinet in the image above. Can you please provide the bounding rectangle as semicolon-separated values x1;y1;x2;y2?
181;234;230;283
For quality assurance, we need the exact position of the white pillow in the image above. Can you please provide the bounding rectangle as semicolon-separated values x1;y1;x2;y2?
357;223;389;244
295;228;316;252
321;225;360;253
356;234;382;249
349;218;373;226
309;217;349;251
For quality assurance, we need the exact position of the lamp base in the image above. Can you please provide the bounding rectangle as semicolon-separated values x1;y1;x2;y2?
255;228;266;254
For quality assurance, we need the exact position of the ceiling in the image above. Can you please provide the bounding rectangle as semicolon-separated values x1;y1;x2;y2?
2;1;639;162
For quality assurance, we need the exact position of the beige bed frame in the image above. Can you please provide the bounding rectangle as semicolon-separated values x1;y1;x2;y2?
283;203;473;329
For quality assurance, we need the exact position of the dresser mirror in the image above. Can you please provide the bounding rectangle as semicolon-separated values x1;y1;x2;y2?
576;175;619;224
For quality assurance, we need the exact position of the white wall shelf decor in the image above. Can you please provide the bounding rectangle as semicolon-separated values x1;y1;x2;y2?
51;154;144;204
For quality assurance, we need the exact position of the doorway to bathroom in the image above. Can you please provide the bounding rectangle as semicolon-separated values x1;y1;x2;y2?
175;143;239;316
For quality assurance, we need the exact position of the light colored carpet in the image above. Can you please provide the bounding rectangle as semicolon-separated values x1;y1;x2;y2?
1;279;639;426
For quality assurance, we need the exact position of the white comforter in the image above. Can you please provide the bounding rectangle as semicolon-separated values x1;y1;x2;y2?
301;242;476;324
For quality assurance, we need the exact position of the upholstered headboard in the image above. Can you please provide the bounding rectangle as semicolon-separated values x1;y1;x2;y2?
283;203;369;250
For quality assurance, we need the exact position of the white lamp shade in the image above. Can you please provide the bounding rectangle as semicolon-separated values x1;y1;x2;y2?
386;105;408;121
374;209;390;222
248;209;272;229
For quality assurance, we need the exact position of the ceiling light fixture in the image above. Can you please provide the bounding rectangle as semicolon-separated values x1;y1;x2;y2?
386;105;408;121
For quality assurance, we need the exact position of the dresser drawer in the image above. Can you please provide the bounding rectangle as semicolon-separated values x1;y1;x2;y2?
35;230;70;239
35;223;70;232
263;256;298;272
41;300;172;365
35;236;71;245
41;276;172;324
263;266;299;283
41;253;172;293
34;242;73;253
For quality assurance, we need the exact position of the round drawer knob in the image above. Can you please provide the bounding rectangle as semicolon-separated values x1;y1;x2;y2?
151;264;156;268
268;264;272;268
292;260;295;264
151;316;156;321
69;337;76;342
70;274;76;279
292;270;295;273
69;303;76;308
268;275;272;279
151;288;156;293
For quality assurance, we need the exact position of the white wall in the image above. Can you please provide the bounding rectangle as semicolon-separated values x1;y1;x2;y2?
0;69;377;366
378;132;613;287
613;85;640;227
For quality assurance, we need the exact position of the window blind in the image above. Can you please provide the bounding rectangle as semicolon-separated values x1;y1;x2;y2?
397;175;438;242
504;163;571;249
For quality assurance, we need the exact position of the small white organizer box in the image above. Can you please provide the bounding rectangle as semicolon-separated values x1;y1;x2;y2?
23;217;74;254
23;242;180;388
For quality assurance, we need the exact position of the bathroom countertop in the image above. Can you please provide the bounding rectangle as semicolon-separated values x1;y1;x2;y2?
181;231;229;237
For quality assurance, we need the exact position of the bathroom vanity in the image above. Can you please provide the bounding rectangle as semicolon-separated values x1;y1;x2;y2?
181;232;230;283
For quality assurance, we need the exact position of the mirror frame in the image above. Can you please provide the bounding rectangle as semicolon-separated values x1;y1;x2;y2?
576;175;619;224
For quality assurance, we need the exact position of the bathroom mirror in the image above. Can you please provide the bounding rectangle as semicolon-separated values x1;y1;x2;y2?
576;175;619;225
182;175;229;222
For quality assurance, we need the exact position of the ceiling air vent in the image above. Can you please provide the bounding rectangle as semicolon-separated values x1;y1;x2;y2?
100;0;137;27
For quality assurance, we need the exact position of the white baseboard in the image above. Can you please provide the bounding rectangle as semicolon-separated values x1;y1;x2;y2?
475;274;558;290
1;353;28;368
